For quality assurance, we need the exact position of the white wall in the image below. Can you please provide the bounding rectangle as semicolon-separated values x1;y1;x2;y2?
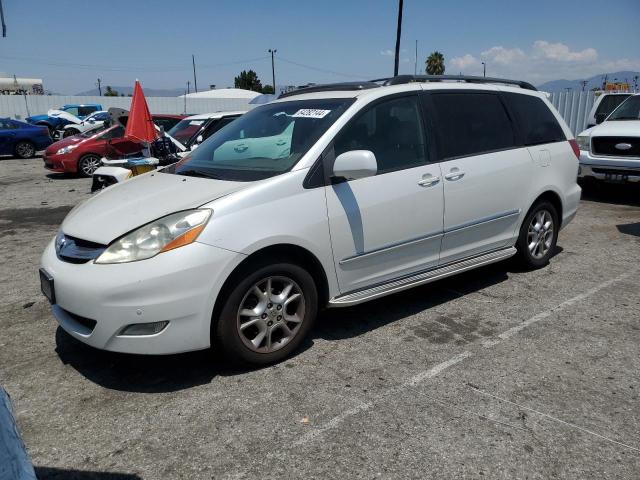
0;95;254;120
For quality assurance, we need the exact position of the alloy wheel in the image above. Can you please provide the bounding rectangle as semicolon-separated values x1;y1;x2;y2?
15;142;35;158
527;209;554;259
79;155;101;176
237;276;305;353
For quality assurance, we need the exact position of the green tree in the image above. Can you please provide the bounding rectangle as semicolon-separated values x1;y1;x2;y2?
104;86;119;97
425;51;445;75
234;70;263;92
261;84;274;94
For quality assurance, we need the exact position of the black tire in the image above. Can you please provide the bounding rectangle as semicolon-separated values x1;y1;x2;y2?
63;128;80;138
213;259;318;366
14;141;35;159
516;200;559;269
77;154;102;177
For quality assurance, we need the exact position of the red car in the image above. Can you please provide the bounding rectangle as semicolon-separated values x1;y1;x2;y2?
43;114;185;176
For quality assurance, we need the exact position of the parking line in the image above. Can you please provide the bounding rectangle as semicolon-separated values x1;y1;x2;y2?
482;269;636;348
294;269;636;448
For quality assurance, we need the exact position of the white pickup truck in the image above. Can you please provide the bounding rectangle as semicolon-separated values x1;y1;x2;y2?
577;93;640;183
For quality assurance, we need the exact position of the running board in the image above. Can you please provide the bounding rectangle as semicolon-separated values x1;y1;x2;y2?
329;247;517;307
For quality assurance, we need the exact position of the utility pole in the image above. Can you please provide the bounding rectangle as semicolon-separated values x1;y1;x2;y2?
187;80;190;95
393;0;404;76
481;62;486;77
0;0;6;37
268;49;277;94
414;40;418;76
580;80;587;91
192;54;198;93
96;78;102;96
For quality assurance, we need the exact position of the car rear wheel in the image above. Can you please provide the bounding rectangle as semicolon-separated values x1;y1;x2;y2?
14;141;35;159
213;261;318;365
77;154;102;177
516;201;559;269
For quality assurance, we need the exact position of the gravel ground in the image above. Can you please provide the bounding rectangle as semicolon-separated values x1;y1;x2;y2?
1;155;639;480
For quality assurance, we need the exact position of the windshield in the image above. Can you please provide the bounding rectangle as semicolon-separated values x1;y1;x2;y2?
607;96;640;121
79;124;109;138
172;99;354;181
168;118;206;145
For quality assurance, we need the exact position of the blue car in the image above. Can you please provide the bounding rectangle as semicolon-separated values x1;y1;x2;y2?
25;103;103;134
0;118;52;158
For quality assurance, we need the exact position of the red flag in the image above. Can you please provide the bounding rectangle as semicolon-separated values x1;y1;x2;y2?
124;80;157;144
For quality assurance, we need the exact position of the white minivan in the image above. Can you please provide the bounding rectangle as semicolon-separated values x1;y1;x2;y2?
40;75;581;365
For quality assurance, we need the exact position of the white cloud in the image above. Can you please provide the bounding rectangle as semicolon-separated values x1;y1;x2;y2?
380;49;394;56
447;40;639;84
532;41;597;62
450;54;479;71
481;46;525;65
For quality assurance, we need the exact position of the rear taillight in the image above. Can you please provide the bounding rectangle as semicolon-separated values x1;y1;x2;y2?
568;139;580;159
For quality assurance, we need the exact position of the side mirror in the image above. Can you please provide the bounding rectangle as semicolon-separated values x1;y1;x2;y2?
332;150;377;181
595;112;607;124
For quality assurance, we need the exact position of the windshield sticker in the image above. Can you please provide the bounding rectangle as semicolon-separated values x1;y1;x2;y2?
291;109;331;119
189;120;204;125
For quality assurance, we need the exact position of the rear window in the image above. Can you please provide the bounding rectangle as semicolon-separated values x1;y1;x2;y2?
503;93;565;146
431;93;515;160
596;94;631;117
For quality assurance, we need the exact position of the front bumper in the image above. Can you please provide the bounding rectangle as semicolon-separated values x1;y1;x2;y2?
40;239;244;355
43;153;73;173
579;150;640;182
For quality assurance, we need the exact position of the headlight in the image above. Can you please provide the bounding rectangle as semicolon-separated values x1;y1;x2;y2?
95;209;211;264
56;144;77;155
576;135;590;151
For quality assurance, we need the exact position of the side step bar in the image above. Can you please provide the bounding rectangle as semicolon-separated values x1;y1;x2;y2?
329;247;517;307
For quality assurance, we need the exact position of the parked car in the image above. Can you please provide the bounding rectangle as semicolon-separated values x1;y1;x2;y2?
62;110;110;138
586;92;632;128
150;114;185;133
40;75;580;365
167;111;245;150
576;93;640;183
26;104;103;134
0;117;52;158
43;114;187;176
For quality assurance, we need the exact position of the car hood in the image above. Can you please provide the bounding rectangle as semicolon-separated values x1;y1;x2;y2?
61;172;248;244
586;120;640;137
26;114;49;123
45;135;86;155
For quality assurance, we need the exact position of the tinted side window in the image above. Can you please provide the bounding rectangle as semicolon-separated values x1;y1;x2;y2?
430;93;515;160
78;106;97;117
334;95;427;174
503;93;565;146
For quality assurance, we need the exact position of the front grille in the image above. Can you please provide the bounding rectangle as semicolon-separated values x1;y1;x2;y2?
592;168;640;177
592;137;640;157
63;308;97;332
57;235;106;264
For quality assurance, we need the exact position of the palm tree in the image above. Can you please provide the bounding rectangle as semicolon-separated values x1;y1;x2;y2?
425;51;445;75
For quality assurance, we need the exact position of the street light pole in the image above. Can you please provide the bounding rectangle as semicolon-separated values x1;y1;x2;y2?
394;0;404;76
481;62;486;77
96;78;102;96
268;49;277;94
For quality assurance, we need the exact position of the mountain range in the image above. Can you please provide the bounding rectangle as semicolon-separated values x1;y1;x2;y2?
537;71;639;92
74;71;640;97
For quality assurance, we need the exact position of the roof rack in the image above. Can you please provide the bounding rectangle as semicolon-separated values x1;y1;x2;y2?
380;74;537;91
278;81;380;99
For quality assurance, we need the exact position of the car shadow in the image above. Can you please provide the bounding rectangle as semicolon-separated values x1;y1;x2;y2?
54;251;561;393
46;172;80;181
617;222;640;238
579;180;640;207
34;467;142;480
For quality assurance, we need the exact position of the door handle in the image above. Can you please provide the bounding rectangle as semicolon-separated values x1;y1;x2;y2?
444;169;465;181
418;175;440;187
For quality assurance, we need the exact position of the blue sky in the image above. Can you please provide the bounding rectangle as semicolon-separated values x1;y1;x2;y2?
1;0;639;93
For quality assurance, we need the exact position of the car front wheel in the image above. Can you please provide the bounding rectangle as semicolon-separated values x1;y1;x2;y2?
77;154;102;177
214;261;318;365
14;141;35;159
516;201;559;269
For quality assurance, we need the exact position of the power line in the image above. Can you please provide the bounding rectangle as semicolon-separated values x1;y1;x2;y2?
277;56;374;80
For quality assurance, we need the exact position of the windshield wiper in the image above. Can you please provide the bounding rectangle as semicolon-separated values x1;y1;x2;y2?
176;169;220;179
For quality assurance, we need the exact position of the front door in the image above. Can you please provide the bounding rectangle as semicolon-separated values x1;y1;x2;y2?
325;94;444;293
